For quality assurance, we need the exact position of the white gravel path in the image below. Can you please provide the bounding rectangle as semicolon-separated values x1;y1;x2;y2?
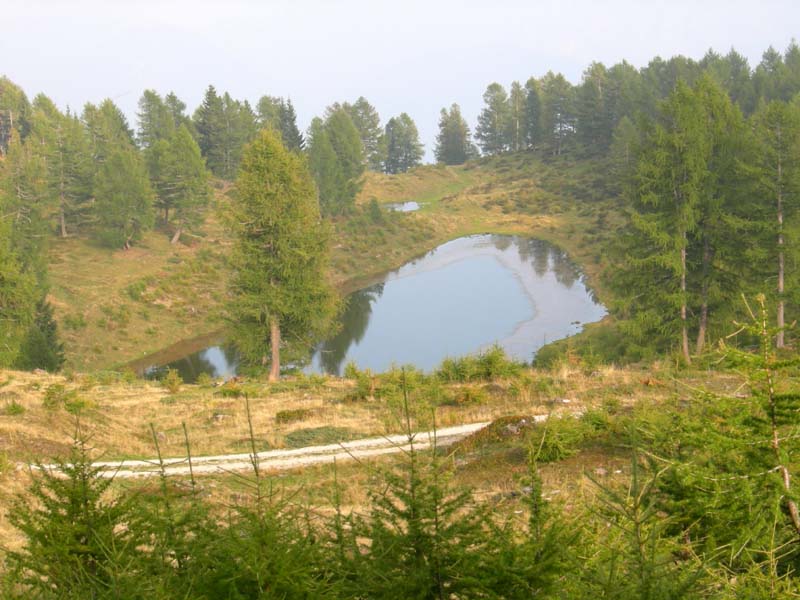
34;420;512;479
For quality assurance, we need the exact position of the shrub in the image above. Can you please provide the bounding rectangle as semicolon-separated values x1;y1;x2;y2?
162;368;183;394
275;408;314;424
4;400;25;416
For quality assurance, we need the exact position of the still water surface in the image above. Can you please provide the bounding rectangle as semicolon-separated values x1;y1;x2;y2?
145;235;605;381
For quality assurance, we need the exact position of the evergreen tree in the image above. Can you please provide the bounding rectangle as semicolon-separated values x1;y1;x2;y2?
256;95;282;127
307;108;363;215
611;81;712;363
0;171;38;368
278;99;305;151
383;113;424;174
523;77;542;149
82;99;135;163
29;96;93;237
0;130;50;282
136;89;175;148
475;82;511;155
193;85;226;177
164;92;195;136
94;146;154;249
15;299;65;372
507;81;527;152
0;76;31;155
576;62;613;154
228;129;337;380
539;72;576;156
146;124;210;243
746;99;800;347
434;104;473;165
341;96;384;170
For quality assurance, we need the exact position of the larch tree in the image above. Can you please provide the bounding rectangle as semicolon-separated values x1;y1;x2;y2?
747;99;800;347
540;72;576;156
28;95;93;237
523;77;542;150
145;124;210;243
341;97;384;171
475;82;510;155
383;113;424;174
93;146;154;249
434;104;473;165
228;129;337;381
507;81;527;152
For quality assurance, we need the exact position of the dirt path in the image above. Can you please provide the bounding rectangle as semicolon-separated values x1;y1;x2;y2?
35;421;506;479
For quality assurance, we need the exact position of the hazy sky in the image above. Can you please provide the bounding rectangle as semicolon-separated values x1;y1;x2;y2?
3;0;798;160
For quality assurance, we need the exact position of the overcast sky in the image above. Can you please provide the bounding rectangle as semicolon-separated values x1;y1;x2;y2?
3;0;798;161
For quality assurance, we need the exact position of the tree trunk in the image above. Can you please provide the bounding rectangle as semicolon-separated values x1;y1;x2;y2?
269;317;280;382
164;206;169;225
680;239;691;365
777;154;785;348
171;225;182;245
59;207;67;238
696;236;712;354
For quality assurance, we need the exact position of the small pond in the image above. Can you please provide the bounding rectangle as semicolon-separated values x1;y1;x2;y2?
140;235;606;381
384;201;421;212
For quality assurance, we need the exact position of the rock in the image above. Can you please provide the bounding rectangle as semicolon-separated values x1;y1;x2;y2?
593;467;608;477
211;413;226;423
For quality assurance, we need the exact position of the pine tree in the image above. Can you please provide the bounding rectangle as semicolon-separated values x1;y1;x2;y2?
576;62;613;154
434;104;473;165
193;85;226;176
228;129;337;380
475;82;511;155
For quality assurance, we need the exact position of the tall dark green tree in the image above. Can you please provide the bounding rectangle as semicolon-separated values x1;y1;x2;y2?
383;113;424;174
228;129;337;380
475;82;511;155
434;104;473;165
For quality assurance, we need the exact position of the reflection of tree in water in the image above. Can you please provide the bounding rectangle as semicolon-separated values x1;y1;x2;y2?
491;234;513;252
524;239;551;277
316;283;385;374
550;248;579;288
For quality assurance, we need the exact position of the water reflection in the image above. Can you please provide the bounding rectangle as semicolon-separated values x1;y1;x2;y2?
316;283;385;374
145;344;240;382
306;234;604;375
144;235;605;381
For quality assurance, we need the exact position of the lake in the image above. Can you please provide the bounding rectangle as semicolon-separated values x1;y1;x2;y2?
141;235;606;381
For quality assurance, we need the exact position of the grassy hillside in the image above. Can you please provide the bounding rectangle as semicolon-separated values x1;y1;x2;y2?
47;152;623;371
0;359;741;549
